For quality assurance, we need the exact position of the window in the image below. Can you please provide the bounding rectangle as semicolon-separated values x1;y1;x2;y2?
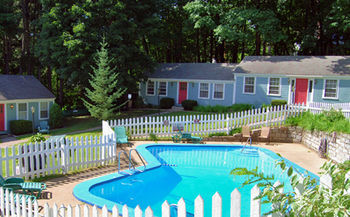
244;77;255;94
158;82;167;96
268;77;281;95
213;84;224;99
146;80;155;95
18;103;27;120
199;83;209;98
324;79;338;99
40;102;49;119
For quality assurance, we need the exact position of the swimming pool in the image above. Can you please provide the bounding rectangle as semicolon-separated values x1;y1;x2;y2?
73;144;318;216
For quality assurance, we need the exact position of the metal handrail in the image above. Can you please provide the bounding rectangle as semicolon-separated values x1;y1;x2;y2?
241;137;252;152
129;149;146;172
118;150;133;173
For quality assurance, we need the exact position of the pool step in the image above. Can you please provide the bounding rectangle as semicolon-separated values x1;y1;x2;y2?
240;148;259;157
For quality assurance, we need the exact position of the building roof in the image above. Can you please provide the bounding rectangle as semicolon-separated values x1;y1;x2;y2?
0;75;55;101
149;63;237;81
233;56;350;77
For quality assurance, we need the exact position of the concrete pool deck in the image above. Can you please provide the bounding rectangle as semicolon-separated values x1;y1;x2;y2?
37;141;327;208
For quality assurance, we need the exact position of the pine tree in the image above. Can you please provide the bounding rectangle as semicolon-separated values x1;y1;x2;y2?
84;38;126;120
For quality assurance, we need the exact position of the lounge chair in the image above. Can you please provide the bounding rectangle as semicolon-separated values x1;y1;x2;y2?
0;176;46;198
37;121;50;134
114;126;132;146
241;126;252;143
258;127;271;144
172;128;202;144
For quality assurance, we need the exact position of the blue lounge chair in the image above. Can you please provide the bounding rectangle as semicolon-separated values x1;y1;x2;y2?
0;176;46;198
37;121;50;134
114;126;132;146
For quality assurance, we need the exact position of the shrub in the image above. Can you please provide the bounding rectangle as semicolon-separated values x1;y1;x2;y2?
230;104;253;112
182;100;198;110
194;104;253;113
160;97;175;109
49;103;64;128
30;133;46;143
149;133;158;142
271;100;287;106
10;120;32;135
208;132;227;137
229;127;242;135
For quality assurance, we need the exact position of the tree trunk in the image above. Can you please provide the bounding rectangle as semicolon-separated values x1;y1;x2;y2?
21;0;31;75
202;31;207;62
2;35;11;74
255;31;261;55
231;42;238;63
47;67;52;91
210;31;214;61
241;41;245;61
262;41;266;55
196;29;200;62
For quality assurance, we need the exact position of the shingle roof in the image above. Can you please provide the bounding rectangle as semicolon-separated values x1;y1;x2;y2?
0;75;55;101
149;63;237;81
233;56;350;76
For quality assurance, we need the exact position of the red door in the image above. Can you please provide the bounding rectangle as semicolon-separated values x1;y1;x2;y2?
0;104;4;131
295;79;308;104
178;82;187;104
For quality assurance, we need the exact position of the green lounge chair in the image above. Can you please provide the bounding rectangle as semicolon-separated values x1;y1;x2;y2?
172;128;203;143
0;176;46;198
37;121;50;134
114;126;132;146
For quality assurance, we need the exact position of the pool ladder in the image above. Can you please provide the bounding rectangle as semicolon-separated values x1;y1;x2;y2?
241;137;252;152
117;149;146;174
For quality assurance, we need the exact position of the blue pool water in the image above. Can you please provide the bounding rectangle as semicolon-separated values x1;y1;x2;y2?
75;144;318;217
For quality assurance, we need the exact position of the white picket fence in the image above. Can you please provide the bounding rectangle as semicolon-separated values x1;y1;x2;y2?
306;102;350;118
0;183;280;217
0;135;115;179
106;104;304;139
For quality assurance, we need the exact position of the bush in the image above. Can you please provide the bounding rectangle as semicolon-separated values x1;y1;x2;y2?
208;132;227;137
149;133;158;142
49;103;64;128
194;104;253;113
182;100;198;110
160;97;175;109
30;133;46;143
10;120;32;135
229;127;242;135
271;100;287;106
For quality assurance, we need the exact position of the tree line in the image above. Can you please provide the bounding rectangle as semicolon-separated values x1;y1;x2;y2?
0;0;349;109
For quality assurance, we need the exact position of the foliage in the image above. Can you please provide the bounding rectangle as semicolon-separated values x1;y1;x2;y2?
208;132;227;137
230;127;242;135
84;39;126;120
10;120;32;135
160;97;175;109
149;133;158;142
285;109;350;134
194;104;253;113
231;160;350;216
271;100;288;106
182;100;198;111
49;103;64;128
30;133;46;143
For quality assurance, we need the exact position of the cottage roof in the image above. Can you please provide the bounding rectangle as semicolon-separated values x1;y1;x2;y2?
233;56;350;77
0;75;55;101
149;63;237;81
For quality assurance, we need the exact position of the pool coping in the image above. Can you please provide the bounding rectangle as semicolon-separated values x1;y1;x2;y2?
73;143;319;214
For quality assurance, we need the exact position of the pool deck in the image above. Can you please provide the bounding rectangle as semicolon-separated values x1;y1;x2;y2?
37;141;327;209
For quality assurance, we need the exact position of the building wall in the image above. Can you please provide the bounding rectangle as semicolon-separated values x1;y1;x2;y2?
1;100;54;133
140;81;235;106
312;79;350;103
235;76;289;107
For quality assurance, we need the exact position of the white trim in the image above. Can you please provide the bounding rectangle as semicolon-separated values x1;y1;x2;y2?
267;77;282;96
243;76;256;95
146;80;155;96
234;73;350;80
212;83;225;100
16;102;28;120
198;82;210;99
158;81;168;97
322;79;339;100
308;79;315;103
288;78;296;104
39;101;49;120
0;98;55;104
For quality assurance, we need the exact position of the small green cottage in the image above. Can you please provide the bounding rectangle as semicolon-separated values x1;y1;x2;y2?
0;75;55;134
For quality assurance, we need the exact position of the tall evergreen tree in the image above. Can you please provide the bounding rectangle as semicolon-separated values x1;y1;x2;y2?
84;39;126;120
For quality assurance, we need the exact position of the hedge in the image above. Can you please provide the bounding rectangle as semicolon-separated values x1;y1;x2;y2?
182;100;198;110
10;120;33;135
160;97;175;109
